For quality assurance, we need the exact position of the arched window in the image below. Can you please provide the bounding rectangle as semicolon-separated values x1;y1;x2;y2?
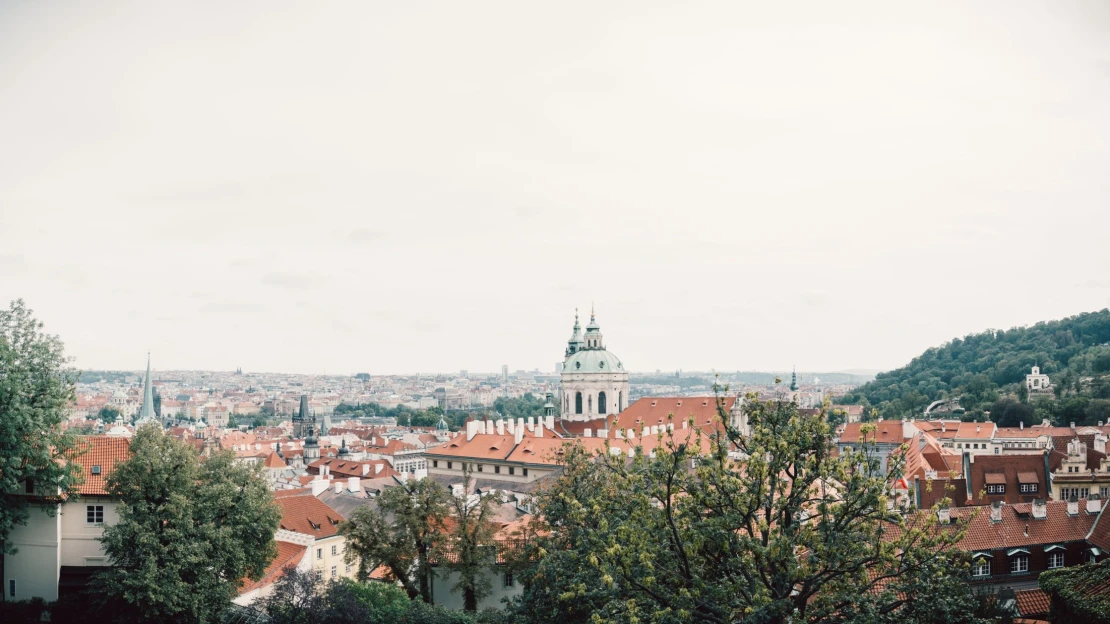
618;391;623;413
598;392;607;414
575;392;583;415
588;394;592;412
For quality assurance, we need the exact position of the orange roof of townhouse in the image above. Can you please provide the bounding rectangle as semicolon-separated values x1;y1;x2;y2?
239;541;307;595
944;500;1097;552
613;396;735;434
505;436;614;466
69;436;132;496
263;451;287;469
837;422;906;445
276;495;344;539
954;422;996;440
994;427;1053;439
273;487;313;498
426;434;518;461
1015;589;1051;619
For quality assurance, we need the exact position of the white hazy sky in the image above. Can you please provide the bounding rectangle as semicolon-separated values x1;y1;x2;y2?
2;1;1109;375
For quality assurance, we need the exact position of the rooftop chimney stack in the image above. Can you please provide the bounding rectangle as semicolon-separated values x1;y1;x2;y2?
1088;494;1103;514
334;481;344;494
1032;499;1048;520
348;477;359;493
1068;496;1080;516
375;463;384;474
583;428;592;438
937;507;951;524
989;501;1003;523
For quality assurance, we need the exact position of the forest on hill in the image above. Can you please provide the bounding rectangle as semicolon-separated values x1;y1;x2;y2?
837;309;1110;426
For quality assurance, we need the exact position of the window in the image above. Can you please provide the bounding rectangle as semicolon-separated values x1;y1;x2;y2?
522;468;528;477
8;580;14;598
315;570;323;581
1021;483;1038;493
448;462;453;470
986;485;1005;494
87;505;104;524
575;392;583;415
972;560;990;577
477;464;483;472
317;548;323;560
494;466;501;474
24;479;34;494
509;467;515;475
1010;556;1029;574
433;460;438;468
331;545;337;556
1048;552;1065;569
598;391;607;414
331;566;337;578
1102;487;1109;499
503;571;514;588
346;564;351;573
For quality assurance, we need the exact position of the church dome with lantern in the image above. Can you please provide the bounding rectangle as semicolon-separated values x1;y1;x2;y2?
559;307;630;422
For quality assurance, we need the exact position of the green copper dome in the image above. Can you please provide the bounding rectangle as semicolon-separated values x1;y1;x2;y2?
564;349;625;374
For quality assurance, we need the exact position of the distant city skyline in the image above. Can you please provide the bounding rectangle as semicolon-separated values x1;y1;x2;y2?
2;1;1109;375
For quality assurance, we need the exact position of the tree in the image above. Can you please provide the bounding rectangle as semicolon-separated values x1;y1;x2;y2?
440;466;504;611
988;398;1036;427
0;299;83;593
1017;382;1029;404
97;405;121;421
509;396;973;624
340;477;451;601
90;425;280;622
257;568;329;624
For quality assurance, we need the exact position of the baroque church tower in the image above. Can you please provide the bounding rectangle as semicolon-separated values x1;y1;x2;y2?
559;307;630;423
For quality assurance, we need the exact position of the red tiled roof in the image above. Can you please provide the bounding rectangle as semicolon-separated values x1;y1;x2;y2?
838;421;905;445
276;495;344;539
953;500;1096;551
239;541;306;594
263;451;287;469
965;453;1048;506
1015;589;1051;618
69;436;132;496
610;397;734;436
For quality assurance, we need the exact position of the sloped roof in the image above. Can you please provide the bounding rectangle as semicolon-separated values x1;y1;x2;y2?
70;436;132;496
276;495;344;539
263;451;287;469
1015;589;1051;618
837;421;905;445
239;541;306;594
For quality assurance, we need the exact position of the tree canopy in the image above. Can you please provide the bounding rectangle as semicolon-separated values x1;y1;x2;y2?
90;425;280;622
838;309;1110;422
507;397;976;624
0;299;82;558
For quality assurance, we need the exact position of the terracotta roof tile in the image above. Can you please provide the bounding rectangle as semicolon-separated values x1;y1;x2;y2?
239;541;306;594
276;495;344;539
1015;589;1051;617
69;436;132;496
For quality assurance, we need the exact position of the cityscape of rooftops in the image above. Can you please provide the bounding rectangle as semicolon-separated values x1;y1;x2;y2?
3;2;1110;622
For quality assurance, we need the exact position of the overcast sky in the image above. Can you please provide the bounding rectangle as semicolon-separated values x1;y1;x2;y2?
2;1;1109;376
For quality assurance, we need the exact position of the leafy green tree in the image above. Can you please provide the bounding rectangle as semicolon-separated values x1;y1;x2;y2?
509;397;972;624
90;425;280;622
440;466;504;611
1017;382;1029;404
988;398;1036;427
340;477;451;601
0;300;83;584
97;405;121;421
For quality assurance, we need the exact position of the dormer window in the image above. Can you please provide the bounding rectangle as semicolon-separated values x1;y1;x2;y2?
91;465;102;475
986;485;1005;494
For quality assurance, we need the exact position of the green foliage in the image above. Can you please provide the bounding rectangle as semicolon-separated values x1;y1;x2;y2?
90;425;280;622
260;569;508;624
340;477;451;601
97;405;122;421
335;401;445;427
0;299;82;555
492;393;549;420
1040;559;1110;623
987;398;1036;427
507;397;975;624
440;467;504;611
840;309;1110;422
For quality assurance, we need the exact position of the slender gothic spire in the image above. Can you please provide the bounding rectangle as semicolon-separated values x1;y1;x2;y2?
136;353;158;425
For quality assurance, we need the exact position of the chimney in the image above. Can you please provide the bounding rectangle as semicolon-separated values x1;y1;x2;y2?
989;501;1003;523
360;464;369;476
1096;434;1108;455
1088;494;1103;514
609;447;621;456
937;507;951;524
334;481;344;493
516;418;525;437
615;429;624;439
506;419;514;434
466;420;479;441
1068;496;1080;516
627;428;635;439
682;420;689;430
536;420;544;438
598;428;608;438
1020;421;1024;430
527;417;534;432
546;415;555;431
583;428;592;438
1024;524;1029;537
375;463;384;474
628;448;635;458
496;420;505;436
311;479;330;497
348;477;359;493
976;424;981;433
1032;498;1047;520
1071;422;1076;430
514;423;524;444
